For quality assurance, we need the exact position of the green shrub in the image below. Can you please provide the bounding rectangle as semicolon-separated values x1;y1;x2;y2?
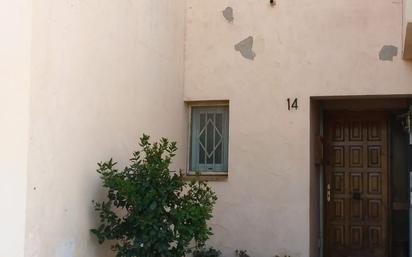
192;247;222;257
235;249;250;257
91;134;217;257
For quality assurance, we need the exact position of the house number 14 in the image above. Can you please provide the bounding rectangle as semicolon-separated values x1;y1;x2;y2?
287;98;298;110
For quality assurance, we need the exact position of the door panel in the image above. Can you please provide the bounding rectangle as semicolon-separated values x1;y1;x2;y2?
325;112;388;257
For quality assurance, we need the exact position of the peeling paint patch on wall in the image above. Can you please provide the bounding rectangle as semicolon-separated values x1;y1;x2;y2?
54;239;75;257
379;45;398;61
222;7;234;22
235;36;256;60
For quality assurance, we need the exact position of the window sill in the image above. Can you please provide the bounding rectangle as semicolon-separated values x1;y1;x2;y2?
184;172;228;182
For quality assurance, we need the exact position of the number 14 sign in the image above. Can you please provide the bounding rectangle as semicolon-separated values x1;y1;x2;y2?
287;98;298;110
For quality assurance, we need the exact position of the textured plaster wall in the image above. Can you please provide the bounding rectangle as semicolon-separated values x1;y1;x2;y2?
184;0;412;256
0;1;31;257
404;0;412;58
25;1;186;257
406;0;412;24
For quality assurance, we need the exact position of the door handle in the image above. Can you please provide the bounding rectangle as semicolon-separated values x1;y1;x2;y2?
327;184;331;202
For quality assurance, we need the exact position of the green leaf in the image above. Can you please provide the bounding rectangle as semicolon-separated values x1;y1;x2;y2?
149;201;157;210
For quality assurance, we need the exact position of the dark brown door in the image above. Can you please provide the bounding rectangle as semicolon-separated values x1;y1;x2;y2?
325;112;388;257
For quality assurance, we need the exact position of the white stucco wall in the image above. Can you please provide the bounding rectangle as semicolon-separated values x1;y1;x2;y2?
404;0;412;58
405;0;412;24
2;1;412;256
184;0;412;256
0;1;31;257
25;1;186;257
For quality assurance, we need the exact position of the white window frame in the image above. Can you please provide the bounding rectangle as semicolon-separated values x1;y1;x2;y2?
187;102;229;176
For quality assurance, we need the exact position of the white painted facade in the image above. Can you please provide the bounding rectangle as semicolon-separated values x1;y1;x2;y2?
0;0;31;256
1;0;412;256
185;1;412;256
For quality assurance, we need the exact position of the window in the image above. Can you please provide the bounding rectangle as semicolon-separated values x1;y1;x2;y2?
189;105;229;174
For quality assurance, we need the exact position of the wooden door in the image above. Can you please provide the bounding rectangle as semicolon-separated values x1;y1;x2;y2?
325;112;388;257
